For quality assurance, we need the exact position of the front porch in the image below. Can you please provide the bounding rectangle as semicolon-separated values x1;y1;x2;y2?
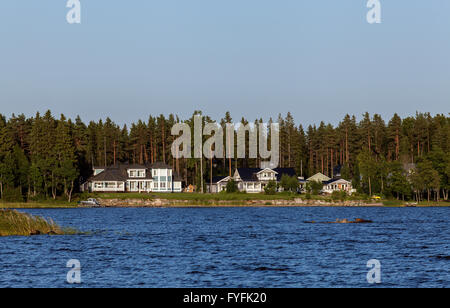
127;180;153;192
92;181;125;192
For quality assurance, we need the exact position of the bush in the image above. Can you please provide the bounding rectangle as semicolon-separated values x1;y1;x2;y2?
382;200;404;206
331;190;347;201
348;192;370;201
225;180;238;193
1;187;24;203
306;181;323;195
264;180;277;195
280;175;299;192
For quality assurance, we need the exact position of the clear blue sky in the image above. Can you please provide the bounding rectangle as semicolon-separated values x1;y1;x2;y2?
0;1;449;126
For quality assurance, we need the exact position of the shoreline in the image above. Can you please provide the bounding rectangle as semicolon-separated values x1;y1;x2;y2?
97;198;384;208
1;199;448;208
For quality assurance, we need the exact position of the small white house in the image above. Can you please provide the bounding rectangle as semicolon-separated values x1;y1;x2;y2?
322;178;353;194
207;176;232;193
307;172;331;183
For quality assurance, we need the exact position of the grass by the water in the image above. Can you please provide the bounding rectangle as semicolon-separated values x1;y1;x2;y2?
0;209;73;236
0;202;77;209
98;192;307;201
382;200;449;207
0;193;448;208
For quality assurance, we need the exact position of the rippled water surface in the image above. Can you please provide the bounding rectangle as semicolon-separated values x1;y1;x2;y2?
0;207;449;287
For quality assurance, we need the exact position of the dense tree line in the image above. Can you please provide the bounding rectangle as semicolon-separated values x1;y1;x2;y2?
0;111;448;201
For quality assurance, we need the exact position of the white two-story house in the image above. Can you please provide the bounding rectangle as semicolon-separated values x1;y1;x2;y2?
207;167;299;193
81;162;183;193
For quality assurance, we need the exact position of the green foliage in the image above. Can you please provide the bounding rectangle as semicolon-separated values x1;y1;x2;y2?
0;209;64;236
411;159;441;201
382;200;405;206
0;111;449;203
264;180;277;195
357;149;378;196
331;190;347;201
280;175;299;192
386;163;411;200
306;181;323;195
225;180;238;193
1;187;24;203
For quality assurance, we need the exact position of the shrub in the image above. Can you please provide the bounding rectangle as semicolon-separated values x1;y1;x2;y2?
1;187;24;203
264;181;277;195
306;181;323;195
225;180;238;193
0;209;64;236
382;200;404;206
331;190;347;201
280;175;300;192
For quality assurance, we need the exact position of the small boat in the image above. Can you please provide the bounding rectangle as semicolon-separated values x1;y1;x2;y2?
405;202;418;207
78;198;101;207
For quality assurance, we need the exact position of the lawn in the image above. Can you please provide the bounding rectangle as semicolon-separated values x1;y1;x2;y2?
383;200;449;207
0;202;78;209
96;192;302;201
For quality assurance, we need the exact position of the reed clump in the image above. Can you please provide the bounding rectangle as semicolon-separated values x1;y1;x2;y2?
0;209;65;236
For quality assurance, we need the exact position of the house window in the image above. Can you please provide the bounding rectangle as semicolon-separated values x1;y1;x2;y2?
130;182;136;190
160;182;166;189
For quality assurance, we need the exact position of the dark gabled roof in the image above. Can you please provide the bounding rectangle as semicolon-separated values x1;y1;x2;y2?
236;168;262;182
90;162;181;182
90;166;128;182
90;164;153;181
236;167;298;182
273;168;297;181
150;161;172;169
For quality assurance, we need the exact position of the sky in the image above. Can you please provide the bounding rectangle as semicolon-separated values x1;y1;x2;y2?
0;1;449;127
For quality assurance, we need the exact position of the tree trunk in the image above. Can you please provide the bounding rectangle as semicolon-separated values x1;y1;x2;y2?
51;173;56;200
68;181;74;203
345;128;349;163
162;122;166;164
113;139;117;165
395;129;399;160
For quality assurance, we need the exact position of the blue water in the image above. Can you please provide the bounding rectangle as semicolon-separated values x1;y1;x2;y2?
0;207;449;288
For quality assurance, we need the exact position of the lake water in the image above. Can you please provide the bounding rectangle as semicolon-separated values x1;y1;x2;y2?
0;207;449;288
